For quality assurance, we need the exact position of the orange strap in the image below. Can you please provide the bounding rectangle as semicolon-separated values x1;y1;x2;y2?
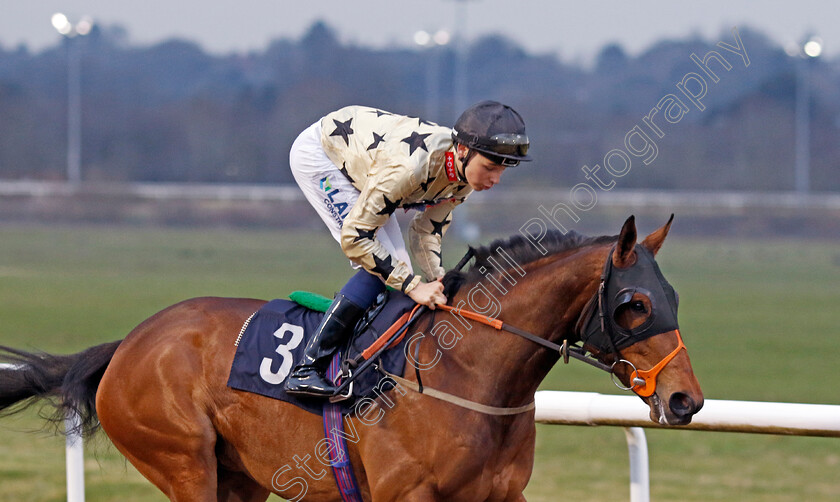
631;329;686;397
359;303;501;362
435;304;504;330
360;304;422;361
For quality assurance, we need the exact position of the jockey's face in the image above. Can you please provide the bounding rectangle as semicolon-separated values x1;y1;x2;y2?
456;144;507;191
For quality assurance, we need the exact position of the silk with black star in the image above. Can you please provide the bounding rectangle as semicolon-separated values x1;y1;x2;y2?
401;131;431;156
376;195;401;216
352;227;376;243
330;118;354;145
420;176;436;193
429;216;449;237
317;105;475;291
367;132;386;151
371;253;395;280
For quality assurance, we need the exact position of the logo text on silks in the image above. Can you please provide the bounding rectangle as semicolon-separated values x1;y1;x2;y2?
320;176;349;226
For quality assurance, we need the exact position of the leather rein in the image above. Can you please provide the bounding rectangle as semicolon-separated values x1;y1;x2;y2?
393;246;686;415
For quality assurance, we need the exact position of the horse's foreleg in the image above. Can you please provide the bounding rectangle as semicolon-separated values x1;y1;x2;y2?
217;468;271;502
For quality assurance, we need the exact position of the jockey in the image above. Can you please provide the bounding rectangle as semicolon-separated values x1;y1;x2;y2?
284;101;531;398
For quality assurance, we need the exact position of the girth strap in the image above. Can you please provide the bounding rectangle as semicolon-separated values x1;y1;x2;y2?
323;353;363;502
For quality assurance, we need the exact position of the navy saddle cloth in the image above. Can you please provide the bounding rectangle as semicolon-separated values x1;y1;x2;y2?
227;291;416;416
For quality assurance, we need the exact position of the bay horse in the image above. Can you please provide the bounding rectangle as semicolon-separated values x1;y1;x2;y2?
0;216;702;501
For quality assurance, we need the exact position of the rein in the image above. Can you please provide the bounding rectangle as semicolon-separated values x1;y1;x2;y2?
387;303;616;417
435;303;614;373
394;245;687;415
338;245;685;415
382;368;536;416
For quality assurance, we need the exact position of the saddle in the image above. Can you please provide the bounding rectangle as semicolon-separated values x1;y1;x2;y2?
227;290;417;416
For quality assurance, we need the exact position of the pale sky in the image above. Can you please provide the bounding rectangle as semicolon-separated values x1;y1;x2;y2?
0;1;834;63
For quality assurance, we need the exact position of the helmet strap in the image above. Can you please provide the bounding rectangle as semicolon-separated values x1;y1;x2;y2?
457;148;475;183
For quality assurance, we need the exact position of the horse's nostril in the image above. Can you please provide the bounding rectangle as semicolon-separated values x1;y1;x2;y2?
669;392;696;417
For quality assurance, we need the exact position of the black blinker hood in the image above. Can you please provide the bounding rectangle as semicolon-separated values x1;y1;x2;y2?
578;244;680;354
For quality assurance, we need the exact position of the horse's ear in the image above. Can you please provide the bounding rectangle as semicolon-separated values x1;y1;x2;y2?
613;215;637;267
641;213;674;256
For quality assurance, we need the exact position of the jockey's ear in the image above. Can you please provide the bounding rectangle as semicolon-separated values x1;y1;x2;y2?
641;214;674;256
613;215;637;268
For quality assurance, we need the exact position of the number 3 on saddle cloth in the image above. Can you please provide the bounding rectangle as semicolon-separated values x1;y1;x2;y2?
227;290;417;416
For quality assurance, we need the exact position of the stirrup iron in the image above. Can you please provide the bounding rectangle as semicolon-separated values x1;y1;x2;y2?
329;369;354;403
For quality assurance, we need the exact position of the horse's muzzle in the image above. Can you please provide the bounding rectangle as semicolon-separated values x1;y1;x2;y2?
669;391;702;420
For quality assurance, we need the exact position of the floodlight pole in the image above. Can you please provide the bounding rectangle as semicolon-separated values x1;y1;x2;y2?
66;37;82;186
52;13;92;186
794;56;811;194
414;31;450;121
794;35;821;194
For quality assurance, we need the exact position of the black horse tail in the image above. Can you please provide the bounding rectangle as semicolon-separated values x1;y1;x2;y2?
0;340;122;438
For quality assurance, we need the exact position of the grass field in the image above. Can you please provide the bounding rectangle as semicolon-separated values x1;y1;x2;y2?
1;223;839;501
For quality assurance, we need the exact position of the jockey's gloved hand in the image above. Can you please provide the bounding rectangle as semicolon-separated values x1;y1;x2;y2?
408;280;447;309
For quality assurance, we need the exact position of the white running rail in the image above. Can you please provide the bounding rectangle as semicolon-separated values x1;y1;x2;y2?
534;390;840;502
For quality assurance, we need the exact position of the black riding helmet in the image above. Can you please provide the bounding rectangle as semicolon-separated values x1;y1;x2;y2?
452;101;531;167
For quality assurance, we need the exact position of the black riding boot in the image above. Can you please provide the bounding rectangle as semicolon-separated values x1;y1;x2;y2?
284;294;365;398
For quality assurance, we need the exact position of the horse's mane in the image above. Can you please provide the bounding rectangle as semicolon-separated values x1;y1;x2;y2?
441;230;616;299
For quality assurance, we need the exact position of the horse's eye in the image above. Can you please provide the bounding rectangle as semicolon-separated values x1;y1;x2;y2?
631;301;647;313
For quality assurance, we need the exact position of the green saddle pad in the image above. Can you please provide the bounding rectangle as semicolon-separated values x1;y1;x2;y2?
288;291;332;313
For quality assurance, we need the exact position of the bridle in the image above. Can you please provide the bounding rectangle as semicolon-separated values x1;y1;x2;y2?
573;243;687;396
436;244;686;398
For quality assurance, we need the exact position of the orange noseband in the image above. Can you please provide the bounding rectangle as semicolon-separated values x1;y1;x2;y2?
629;329;686;397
